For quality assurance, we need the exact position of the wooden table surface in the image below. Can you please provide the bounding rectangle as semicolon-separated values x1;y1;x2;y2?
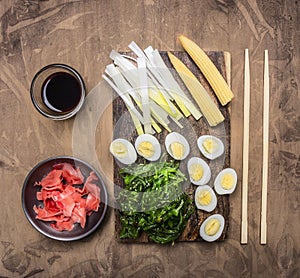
0;1;299;277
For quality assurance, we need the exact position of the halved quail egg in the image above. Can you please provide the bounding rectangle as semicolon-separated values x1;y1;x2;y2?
187;157;211;185
194;185;217;212
165;132;190;160
214;168;237;195
109;138;137;165
135;134;161;161
200;214;225;242
197;135;224;160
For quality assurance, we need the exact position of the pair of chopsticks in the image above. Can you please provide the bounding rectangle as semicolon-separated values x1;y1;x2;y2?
241;49;269;245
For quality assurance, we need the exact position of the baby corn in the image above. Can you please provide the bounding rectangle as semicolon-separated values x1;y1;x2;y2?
179;35;234;106
168;52;224;126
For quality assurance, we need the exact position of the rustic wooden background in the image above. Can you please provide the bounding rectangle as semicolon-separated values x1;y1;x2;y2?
0;0;299;277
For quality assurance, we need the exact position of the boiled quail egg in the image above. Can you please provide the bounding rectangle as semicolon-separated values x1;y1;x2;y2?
187;157;211;185
214;168;237;195
165;132;190;160
194;185;217;212
197;135;224;160
135;134;161;161
109;138;137;165
200;214;225;242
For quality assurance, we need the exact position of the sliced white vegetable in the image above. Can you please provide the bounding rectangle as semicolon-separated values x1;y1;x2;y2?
110;50;136;70
151;49;202;120
107;45;203;134
129;42;176;114
137;57;152;134
102;74;144;125
105;65;163;134
105;64;132;91
113;58;176;128
128;41;149;60
144;46;155;65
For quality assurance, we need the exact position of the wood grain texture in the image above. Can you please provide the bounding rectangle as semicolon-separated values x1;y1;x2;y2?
0;0;299;277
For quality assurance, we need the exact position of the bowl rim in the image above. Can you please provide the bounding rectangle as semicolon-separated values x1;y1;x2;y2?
21;155;108;241
30;64;86;120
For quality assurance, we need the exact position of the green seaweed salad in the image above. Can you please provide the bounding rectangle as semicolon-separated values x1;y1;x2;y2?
117;160;194;244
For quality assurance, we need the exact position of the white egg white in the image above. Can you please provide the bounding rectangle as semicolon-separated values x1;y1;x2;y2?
214;168;237;195
109;138;137;165
187;157;211;185
199;214;225;242
197;135;224;160
165;132;190;160
135;134;161;161
194;185;217;212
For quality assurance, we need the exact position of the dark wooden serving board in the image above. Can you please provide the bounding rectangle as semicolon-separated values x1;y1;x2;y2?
113;51;231;243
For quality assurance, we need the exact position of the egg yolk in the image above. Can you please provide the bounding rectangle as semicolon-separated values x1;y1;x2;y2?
170;142;185;160
204;218;221;236
196;190;212;206
138;141;155;158
203;138;219;154
190;164;204;181
221;173;234;190
111;142;127;158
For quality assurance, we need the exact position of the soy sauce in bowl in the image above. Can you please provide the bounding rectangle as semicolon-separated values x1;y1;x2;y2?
42;72;82;113
30;64;86;120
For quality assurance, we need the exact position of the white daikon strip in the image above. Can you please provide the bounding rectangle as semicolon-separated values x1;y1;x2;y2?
149;100;170;124
146;69;177;111
102;75;144;135
109;49;119;60
112;64;173;130
151;112;171;132
110;50;136;70
105;64;132;92
105;66;161;134
150;100;183;129
128;41;149;60
112;49;179;119
108;47;187;132
116;65;180;121
105;64;140;103
114;57;139;84
102;74;144;124
151;49;202;120
148;87;183;120
147;49;192;117
137;57;152;134
129;42;176;113
128;109;144;135
144;46;155;65
147;71;183;119
169;116;183;129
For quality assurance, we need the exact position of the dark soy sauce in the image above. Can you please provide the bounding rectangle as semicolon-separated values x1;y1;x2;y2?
42;72;82;112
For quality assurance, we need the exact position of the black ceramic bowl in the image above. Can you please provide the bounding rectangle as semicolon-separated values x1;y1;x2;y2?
22;156;108;241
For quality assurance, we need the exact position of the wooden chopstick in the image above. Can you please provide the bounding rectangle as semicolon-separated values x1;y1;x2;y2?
241;49;250;244
261;49;269;244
